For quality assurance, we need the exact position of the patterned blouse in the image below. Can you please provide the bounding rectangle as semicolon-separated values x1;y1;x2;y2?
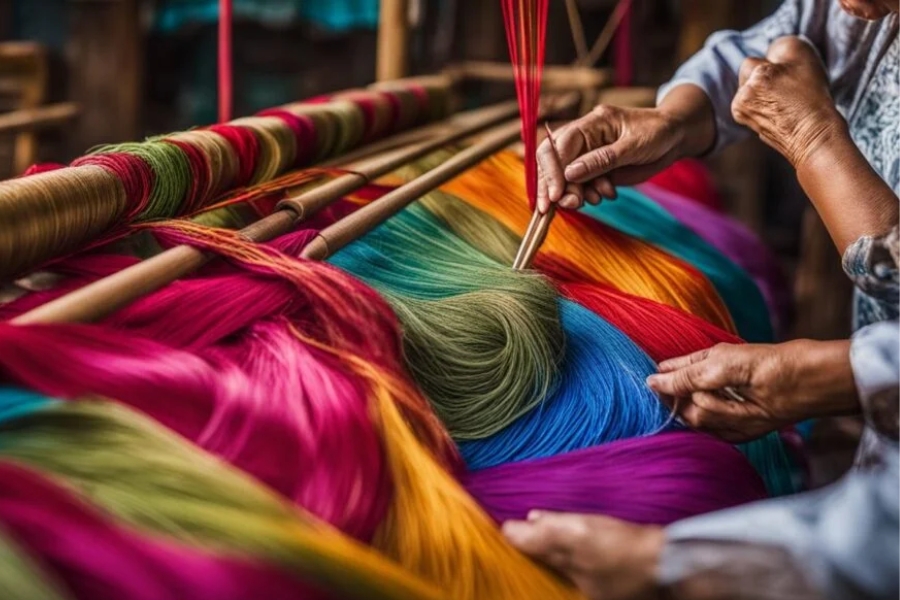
654;3;899;598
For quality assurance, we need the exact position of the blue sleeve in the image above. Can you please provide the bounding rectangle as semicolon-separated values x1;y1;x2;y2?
656;0;810;154
660;449;899;600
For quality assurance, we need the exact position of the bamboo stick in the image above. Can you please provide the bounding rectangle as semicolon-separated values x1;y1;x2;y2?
12;101;520;326
302;118;522;260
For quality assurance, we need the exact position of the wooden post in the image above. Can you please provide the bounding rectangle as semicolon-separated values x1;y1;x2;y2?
67;0;141;152
376;0;409;81
0;42;48;174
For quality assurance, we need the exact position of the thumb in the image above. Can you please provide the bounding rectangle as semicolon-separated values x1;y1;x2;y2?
564;138;634;184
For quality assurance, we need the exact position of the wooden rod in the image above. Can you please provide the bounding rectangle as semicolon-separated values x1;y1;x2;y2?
0;103;79;136
376;0;409;81
301;119;523;260
278;100;518;217
302;92;580;260
12;101;520;326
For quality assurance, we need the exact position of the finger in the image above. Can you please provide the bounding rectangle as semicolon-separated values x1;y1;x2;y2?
503;512;583;571
692;391;746;415
738;57;767;87
646;361;729;397
766;35;819;65
537;172;550;214
536;137;567;204
564;138;631;183
657;348;711;373
584;187;601;205
593;177;617;200
559;193;583;210
677;400;709;430
559;183;584;210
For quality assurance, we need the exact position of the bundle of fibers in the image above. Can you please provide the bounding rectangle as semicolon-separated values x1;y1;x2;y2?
464;431;768;525
1;230;586;599
638;182;792;337
0;81;449;281
0;224;460;542
394;149;736;331
0;393;444;600
406;187;744;362
0;526;70;600
399;194;796;494
458;300;669;470
0;459;333;600
328;203;565;440
647;158;722;211
579;186;773;343
0;242;446;542
0;317;392;541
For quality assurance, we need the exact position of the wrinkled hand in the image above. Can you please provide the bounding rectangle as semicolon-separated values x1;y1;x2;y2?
646;340;858;443
732;36;847;169
536;105;686;213
504;511;664;600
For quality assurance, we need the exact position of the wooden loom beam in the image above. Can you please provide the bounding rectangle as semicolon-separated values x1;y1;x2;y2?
12;100;521;326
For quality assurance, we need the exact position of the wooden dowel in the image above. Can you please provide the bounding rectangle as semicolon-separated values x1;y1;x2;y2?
12;100;521;326
278;100;519;218
376;0;409;81
0;103;79;136
512;208;542;268
302;118;524;260
512;206;555;270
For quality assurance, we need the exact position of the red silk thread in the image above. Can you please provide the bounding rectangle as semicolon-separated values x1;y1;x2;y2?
500;0;549;209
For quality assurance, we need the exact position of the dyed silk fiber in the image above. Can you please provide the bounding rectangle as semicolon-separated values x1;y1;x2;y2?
0;89;800;597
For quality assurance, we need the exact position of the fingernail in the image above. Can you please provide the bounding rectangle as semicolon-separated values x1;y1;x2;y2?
645;375;660;387
565;163;587;181
527;510;544;521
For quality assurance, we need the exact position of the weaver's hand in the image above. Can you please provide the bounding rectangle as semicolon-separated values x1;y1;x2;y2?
732;36;848;169
536;106;683;213
503;511;664;600
646;340;859;443
536;85;716;214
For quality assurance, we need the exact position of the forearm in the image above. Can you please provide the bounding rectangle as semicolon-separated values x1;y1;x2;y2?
783;338;859;420
796;122;899;254
657;84;717;159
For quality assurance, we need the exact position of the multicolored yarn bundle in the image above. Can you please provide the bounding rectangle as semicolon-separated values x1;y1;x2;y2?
0;78;450;280
0;77;799;597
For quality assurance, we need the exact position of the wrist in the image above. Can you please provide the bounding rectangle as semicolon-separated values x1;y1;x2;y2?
783;339;860;420
657;84;717;158
791;109;850;172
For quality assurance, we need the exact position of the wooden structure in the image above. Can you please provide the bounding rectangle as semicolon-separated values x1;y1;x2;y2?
0;42;78;176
